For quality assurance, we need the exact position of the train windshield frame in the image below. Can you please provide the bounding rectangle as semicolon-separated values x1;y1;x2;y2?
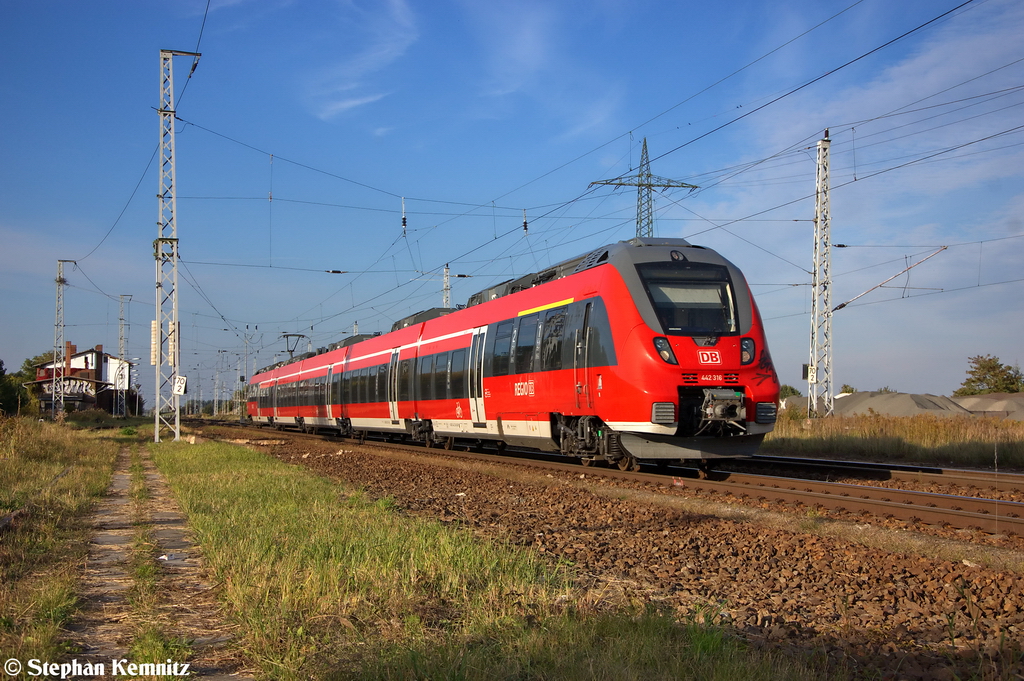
635;261;738;337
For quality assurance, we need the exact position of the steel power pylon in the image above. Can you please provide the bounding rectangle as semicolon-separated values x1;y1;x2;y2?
590;138;697;239
154;49;200;442
808;131;834;417
52;260;74;419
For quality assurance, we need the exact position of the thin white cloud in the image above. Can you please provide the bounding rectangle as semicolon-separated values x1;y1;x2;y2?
309;0;418;120
456;0;622;139
460;1;556;97
317;93;390;119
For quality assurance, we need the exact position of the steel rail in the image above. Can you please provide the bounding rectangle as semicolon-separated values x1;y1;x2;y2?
666;473;1024;535
744;455;1024;493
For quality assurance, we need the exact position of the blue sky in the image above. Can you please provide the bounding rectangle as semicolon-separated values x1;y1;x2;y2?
2;0;1022;405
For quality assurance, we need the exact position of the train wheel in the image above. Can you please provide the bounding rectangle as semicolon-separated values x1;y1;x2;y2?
444;437;454;450
617;456;640;472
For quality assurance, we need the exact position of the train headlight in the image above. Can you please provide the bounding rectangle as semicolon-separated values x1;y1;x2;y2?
740;338;756;365
653;337;678;365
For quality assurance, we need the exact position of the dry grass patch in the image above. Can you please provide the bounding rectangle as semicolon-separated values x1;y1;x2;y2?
0;417;118;661
765;412;1024;469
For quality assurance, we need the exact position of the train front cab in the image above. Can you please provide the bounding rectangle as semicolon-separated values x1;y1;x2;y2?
605;239;780;462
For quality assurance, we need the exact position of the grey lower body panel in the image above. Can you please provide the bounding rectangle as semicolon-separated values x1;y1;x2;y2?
619;432;765;459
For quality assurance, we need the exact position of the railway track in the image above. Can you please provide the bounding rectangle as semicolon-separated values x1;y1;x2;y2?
195;420;1022;537
736;454;1024;494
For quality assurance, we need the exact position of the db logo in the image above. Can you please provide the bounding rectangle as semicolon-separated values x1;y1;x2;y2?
697;350;722;365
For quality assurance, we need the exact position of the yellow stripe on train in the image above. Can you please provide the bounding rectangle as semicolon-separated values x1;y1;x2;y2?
518;298;575;317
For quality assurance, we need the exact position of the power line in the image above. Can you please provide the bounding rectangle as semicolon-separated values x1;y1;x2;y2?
649;0;979;166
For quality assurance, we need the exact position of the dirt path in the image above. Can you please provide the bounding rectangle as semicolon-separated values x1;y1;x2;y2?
66;446;251;678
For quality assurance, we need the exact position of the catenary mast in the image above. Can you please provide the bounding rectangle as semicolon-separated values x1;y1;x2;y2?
808;130;834;417
154;50;200;442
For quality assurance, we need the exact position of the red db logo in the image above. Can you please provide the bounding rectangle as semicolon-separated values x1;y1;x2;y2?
697;350;722;364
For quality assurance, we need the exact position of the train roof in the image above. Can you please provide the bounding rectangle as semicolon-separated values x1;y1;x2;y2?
465;236;709;307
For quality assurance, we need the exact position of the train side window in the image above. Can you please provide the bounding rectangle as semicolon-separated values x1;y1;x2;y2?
587;297;617;367
491;320;513;377
372;364;383;402
449;348;467;399
366;365;376;403
418;354;435;402
540;307;567;372
433;352;448;400
512;314;538;374
399;358;414;402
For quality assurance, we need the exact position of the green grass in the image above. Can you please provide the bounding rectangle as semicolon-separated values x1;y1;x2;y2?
0;417;118;662
764;411;1024;469
125;447;195;665
152;440;827;680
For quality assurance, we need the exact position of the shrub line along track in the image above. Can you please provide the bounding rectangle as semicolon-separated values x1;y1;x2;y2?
205;421;1023;536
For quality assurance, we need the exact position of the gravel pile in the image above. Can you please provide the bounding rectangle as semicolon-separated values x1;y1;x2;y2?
269;439;1024;680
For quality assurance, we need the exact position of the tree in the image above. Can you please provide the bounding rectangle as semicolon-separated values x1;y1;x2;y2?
779;384;802;399
0;359;21;415
18;351;53;382
953;354;1023;396
839;384;857;394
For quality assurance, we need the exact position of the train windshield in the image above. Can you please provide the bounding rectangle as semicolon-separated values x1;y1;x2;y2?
636;261;738;336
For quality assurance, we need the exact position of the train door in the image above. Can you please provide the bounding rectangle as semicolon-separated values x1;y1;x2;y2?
574;302;594;410
387;350;400;423
468;327;487;424
271;381;279;421
328;366;340;420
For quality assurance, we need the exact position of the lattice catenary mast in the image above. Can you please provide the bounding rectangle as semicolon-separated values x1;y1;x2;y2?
52;260;75;418
153;49;200;442
116;294;131;418
590;138;697;239
808;130;834;417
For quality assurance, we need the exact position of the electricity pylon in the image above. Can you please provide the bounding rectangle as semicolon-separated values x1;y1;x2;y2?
590;138;697;238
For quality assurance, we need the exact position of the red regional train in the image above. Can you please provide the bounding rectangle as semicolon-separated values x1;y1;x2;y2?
247;237;780;469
